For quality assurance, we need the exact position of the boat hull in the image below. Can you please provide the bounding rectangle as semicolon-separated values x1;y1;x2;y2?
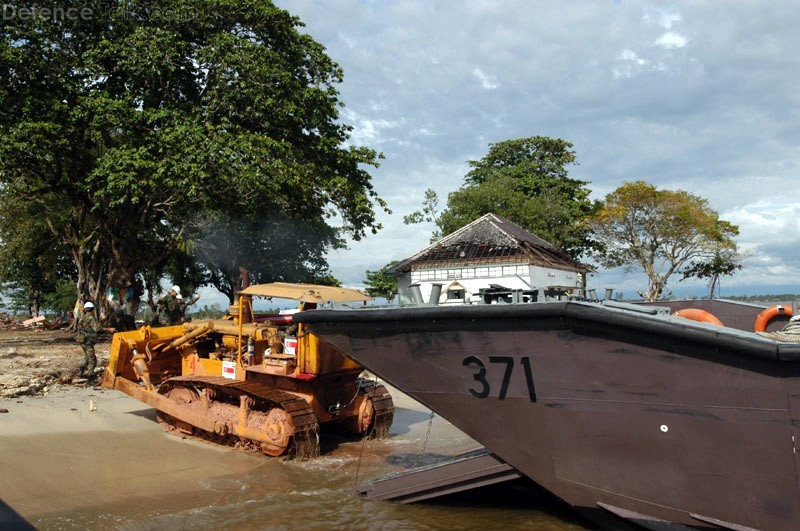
296;301;800;530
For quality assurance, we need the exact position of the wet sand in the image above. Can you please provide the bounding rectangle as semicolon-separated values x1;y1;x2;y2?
0;386;261;520
0;384;588;530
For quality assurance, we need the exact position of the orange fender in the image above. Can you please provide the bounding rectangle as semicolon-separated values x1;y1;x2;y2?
753;305;794;332
672;308;723;326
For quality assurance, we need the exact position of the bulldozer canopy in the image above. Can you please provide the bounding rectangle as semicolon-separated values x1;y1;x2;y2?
238;282;372;303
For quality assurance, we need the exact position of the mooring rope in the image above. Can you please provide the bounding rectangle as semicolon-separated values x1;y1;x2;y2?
757;319;800;342
353;372;379;488
354;425;370;488
414;409;436;468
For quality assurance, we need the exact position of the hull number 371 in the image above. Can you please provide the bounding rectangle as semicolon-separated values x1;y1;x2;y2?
462;355;537;402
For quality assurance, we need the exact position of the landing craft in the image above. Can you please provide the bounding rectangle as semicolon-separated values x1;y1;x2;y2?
102;282;394;459
295;297;800;529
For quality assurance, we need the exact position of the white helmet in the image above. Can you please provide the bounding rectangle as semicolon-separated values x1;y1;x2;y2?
176;294;183;301
83;301;95;310
171;285;181;295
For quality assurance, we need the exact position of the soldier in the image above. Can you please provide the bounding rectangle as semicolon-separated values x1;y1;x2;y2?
156;285;183;326
76;301;115;379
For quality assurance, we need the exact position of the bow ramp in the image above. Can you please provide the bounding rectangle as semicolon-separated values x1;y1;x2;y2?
352;448;521;503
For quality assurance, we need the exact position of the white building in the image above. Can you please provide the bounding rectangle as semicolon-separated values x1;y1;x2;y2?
388;213;590;305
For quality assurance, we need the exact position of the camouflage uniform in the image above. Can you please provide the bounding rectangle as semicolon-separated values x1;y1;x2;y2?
178;294;200;323
76;311;102;376
157;293;182;326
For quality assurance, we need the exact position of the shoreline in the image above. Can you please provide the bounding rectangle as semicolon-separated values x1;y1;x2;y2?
0;382;484;528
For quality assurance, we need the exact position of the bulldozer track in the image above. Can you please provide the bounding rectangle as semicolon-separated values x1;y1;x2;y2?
158;375;320;459
358;378;394;440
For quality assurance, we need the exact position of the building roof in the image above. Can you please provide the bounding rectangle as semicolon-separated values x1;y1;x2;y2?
387;213;588;274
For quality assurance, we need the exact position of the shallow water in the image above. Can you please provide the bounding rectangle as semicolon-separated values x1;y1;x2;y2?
8;434;586;530
1;390;590;530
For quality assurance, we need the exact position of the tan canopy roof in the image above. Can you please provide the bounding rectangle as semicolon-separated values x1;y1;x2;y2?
238;282;372;303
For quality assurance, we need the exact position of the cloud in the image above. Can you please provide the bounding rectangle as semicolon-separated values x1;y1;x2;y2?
341;109;405;145
274;0;800;294
654;32;688;49
472;68;499;90
656;11;682;29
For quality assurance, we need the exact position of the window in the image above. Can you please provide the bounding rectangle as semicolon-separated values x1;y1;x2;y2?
413;263;529;282
447;269;462;279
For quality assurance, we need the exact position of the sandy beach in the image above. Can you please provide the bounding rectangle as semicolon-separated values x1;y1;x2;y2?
0;384;278;525
0;380;505;530
0;328;471;527
0;328;587;530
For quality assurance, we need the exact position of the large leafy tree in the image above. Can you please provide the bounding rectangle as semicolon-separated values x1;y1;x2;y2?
405;137;597;257
590;181;739;301
0;0;385;311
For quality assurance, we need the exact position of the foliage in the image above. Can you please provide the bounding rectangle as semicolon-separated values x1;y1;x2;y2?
187;304;228;320
306;273;342;287
0;279;76;317
728;294;800;303
681;249;744;298
405;137;597;257
0;192;76;316
190;212;342;301
590;181;739;301
402;190;442;242
363;261;399;303
42;279;82;314
0;0;385;309
0;285;33;316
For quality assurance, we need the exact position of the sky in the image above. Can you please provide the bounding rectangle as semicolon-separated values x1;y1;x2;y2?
258;0;800;302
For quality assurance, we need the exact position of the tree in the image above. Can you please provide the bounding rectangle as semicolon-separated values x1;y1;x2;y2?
0;0;386;311
590;181;740;301
405;137;597;257
403;190;443;242
189;211;344;302
0;191;75;317
681;249;744;298
42;279;82;315
363;261;399;303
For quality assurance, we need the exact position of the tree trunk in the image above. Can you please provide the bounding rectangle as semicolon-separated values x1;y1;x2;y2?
71;238;111;324
709;275;719;299
647;280;664;302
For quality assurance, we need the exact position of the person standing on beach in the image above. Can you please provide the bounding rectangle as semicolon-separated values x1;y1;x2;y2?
76;301;115;378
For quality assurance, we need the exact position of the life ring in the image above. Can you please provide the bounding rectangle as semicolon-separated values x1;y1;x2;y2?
672;308;723;326
753;305;794;332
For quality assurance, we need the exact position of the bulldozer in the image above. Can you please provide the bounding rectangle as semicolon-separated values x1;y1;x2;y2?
101;282;394;459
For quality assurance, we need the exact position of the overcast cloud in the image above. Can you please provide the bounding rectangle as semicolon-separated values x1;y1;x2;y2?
270;0;800;299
